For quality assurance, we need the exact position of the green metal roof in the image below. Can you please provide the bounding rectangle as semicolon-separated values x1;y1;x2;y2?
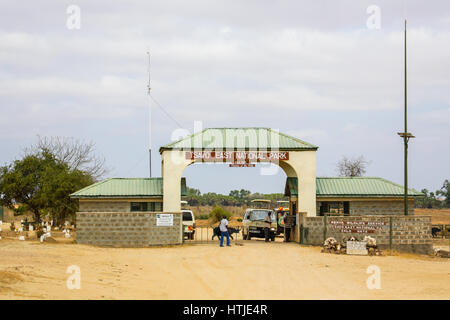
285;177;424;198
71;177;187;199
160;128;318;152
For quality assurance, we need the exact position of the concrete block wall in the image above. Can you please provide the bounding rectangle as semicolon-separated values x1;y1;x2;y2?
303;215;432;254
76;212;182;247
79;201;130;212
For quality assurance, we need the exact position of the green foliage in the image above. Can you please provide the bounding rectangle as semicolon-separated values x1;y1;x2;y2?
0;149;94;222
183;187;288;207
209;206;232;223
416;189;441;208
186;187;201;196
415;180;449;209
229;189;250;200
13;205;27;216
436;179;450;208
197;214;209;220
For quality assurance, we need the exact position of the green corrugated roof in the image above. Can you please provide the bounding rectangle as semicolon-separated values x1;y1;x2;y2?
285;177;424;197
159;128;318;152
70;177;187;199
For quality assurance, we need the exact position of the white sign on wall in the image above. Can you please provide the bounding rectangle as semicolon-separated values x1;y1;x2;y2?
156;214;173;226
347;241;368;255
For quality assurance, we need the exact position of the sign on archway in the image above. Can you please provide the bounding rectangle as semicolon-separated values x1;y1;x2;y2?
185;151;289;162
160;128;318;217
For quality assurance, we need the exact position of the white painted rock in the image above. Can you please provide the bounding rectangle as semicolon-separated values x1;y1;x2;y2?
19;236;25;241
64;233;71;238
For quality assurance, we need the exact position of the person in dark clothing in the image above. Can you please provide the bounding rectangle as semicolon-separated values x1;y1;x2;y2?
283;213;291;242
264;211;272;242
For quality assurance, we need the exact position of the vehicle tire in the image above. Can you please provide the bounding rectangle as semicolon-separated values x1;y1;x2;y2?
271;235;275;242
246;233;251;240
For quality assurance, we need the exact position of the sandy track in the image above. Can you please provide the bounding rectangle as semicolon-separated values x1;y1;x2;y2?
0;239;448;300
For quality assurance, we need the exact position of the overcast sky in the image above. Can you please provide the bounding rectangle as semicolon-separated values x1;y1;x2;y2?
0;0;449;195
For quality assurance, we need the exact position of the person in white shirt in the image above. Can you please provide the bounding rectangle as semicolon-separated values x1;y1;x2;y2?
219;216;231;247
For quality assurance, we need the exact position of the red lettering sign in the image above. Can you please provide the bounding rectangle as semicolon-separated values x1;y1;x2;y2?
185;151;289;162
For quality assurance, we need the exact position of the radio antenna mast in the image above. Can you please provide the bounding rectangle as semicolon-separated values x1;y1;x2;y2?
397;19;414;215
147;51;152;178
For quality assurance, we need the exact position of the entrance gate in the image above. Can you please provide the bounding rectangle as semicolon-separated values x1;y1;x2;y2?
160;128;319;219
184;226;244;244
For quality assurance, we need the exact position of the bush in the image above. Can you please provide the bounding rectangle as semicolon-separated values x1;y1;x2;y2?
237;218;242;222
197;214;209;220
209;206;232;223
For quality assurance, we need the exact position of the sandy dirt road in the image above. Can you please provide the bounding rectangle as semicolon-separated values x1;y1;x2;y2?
0;239;448;300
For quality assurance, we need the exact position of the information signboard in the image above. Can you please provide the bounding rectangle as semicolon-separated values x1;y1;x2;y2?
156;214;173;226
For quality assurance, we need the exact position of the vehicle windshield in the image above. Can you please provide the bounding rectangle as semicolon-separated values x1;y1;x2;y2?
182;212;193;221
249;210;275;221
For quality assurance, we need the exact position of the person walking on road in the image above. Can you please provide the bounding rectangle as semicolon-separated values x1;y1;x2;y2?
219;216;231;247
283;212;291;242
264;211;272;242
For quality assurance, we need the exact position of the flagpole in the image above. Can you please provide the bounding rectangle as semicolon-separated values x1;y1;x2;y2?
397;19;415;215
147;51;152;178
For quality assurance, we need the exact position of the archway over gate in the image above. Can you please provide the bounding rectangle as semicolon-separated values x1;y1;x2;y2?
159;128;318;217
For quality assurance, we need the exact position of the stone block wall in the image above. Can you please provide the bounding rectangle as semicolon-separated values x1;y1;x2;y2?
303;215;432;254
76;212;182;247
79;201;130;212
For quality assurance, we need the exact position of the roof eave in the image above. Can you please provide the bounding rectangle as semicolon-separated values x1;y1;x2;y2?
71;195;163;199
316;194;422;198
160;147;318;153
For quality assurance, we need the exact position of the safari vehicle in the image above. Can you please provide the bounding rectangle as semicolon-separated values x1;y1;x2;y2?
242;199;277;241
181;201;196;240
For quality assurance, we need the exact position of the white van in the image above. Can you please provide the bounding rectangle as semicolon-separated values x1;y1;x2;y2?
182;209;196;240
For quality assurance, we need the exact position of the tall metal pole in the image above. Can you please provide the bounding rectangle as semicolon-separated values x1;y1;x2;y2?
398;19;414;215
147;51;152;178
404;19;408;216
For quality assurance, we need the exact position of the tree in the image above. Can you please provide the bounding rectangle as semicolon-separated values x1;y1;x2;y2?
436;179;450;208
337;155;370;177
186;187;201;196
239;189;251;199
26;136;107;179
41;164;93;222
415;189;441;209
209;206;232;223
0;150;93;222
0;151;57;221
229;190;240;199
